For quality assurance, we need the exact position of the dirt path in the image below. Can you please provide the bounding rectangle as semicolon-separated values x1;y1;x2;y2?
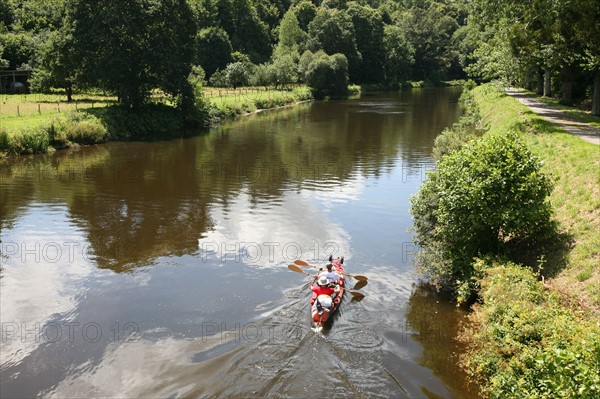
505;88;600;145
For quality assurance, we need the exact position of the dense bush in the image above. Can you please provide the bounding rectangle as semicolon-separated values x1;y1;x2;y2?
9;128;50;154
411;132;554;295
460;261;600;398
91;104;187;139
49;112;109;145
301;50;349;99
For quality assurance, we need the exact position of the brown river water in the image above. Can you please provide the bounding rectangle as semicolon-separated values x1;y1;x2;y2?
0;88;477;398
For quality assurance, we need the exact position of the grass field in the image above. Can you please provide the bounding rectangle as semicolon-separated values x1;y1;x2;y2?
0;87;311;133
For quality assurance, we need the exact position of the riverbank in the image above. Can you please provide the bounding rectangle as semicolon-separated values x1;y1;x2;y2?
459;83;600;398
0;86;314;158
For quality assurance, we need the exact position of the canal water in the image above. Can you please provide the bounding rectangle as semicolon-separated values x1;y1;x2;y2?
0;88;476;398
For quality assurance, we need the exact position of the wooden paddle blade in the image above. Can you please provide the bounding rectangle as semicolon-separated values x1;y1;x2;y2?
348;274;368;281
294;259;310;267
353;280;368;290
288;264;314;277
348;290;365;299
288;264;306;273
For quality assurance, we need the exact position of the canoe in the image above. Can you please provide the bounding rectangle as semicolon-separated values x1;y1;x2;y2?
310;257;345;331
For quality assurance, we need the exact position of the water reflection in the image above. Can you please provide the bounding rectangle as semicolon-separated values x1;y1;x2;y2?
0;89;473;398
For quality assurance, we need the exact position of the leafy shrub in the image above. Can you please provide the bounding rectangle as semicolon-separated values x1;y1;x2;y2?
0;128;10;152
91;104;184;139
301;50;349;99
411;132;554;295
460;261;600;398
47;112;108;146
433;88;485;159
11;128;50;154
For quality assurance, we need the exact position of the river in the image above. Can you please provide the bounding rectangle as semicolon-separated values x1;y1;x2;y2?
0;88;476;398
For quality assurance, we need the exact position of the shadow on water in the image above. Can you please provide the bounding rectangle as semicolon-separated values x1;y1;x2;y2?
405;283;477;397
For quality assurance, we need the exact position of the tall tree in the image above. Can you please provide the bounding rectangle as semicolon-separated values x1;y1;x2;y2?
307;7;361;81
215;0;272;63
397;4;458;81
383;25;415;85
196;26;233;78
276;9;306;54
67;0;196;109
29;30;75;101
292;0;317;32
347;3;385;83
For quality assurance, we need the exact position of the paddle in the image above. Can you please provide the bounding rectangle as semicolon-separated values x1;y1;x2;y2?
352;279;368;290
288;264;315;277
288;264;365;299
293;259;369;282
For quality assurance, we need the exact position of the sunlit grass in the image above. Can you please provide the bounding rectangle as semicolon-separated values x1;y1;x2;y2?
474;84;600;308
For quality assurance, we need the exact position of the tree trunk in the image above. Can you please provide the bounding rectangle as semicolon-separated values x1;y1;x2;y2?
592;71;600;116
560;65;573;105
536;68;544;95
543;70;551;97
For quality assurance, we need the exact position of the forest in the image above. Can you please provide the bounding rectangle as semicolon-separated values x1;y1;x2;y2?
1;0;597;113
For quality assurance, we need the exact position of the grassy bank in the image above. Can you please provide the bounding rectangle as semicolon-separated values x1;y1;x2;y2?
0;86;313;157
458;84;600;398
473;84;599;308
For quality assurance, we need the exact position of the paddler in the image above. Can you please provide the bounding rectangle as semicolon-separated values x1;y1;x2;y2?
319;262;341;284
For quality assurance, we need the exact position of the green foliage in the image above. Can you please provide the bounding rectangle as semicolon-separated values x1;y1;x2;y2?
7;127;50;154
224;61;250;89
411;131;554;292
292;0;317;31
347;2;384;83
307;7;361;81
0;128;10;154
29;30;74;98
215;0;272;63
0;31;36;69
195;27;233;78
382;24;415;86
0;43;8;69
67;0;196;109
460;261;600;398
432;86;485;159
49;112;108;145
208;68;228;87
270;53;299;87
301;50;349;99
397;4;459;82
9;0;64;32
277;9;306;53
91;104;185;139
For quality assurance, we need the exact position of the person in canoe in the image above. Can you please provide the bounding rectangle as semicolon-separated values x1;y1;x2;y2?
311;275;340;315
319;262;342;284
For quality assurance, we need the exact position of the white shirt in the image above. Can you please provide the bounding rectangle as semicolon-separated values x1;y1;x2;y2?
320;271;341;284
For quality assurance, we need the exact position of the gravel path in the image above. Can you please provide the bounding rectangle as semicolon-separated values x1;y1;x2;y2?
505;87;600;145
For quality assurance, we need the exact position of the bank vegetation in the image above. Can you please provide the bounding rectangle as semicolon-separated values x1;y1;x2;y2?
411;82;599;398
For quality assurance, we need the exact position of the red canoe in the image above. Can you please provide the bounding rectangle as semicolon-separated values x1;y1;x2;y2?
310;257;345;331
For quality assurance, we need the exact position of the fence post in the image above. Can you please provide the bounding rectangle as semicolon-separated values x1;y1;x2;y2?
38;103;41;114
17;105;20;116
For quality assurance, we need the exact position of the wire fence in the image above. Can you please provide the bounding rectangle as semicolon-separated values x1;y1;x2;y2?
0;86;305;118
